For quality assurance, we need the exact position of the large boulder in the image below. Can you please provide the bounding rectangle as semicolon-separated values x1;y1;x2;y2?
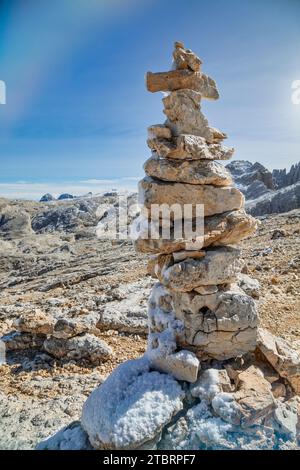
144;155;232;185
81;357;185;450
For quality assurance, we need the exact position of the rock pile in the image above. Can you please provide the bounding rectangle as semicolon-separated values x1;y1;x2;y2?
2;309;112;366
38;42;300;451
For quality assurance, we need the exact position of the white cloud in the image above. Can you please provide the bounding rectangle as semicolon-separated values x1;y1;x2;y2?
0;178;139;201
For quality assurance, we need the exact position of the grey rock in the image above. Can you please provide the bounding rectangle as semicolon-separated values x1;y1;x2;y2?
43;334;113;365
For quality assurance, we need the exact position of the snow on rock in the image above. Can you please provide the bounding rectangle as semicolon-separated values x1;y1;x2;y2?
158;400;281;450
81;356;185;449
149;349;200;383
36;421;92;450
190;369;232;401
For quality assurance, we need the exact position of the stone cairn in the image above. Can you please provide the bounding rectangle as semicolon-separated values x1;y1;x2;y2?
38;42;300;451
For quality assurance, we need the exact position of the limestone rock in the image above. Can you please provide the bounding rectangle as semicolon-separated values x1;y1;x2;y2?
43;334;113;365
256;328;300;394
15;310;54;335
139;177;244;218
194;285;218;295
148;124;172;140
147;135;233;160
144;156;232;186
146;70;219;100
81;357;185;450
233;366;276;427
150;349;200;383
237;273;260;299
155;247;243;291
173;42;202;72
272;399;298;438
134;209;256;255
52;319;87;339
271;382;286;399
36;421;93;450
209;127;227;143
1;331;46;351
162;90;213;140
191;368;233;400
148;283;258;360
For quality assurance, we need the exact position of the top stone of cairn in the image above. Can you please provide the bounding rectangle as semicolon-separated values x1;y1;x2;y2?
146;41;219;100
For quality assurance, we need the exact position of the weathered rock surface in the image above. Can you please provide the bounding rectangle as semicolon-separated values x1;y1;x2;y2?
148;283;258;360
154;247;242;291
134;209;256;254
81;357;184;449
257;328;300;394
148;135;233;160
162;89;214;140
232;366;276;427
0;204;33;239
247;181;300;217
43;334;113;365
237;273;260;299
139;177;244;218
149;349;199;383
146;70;219;99
144;155;232;185
172;41;202;72
15;310;54;335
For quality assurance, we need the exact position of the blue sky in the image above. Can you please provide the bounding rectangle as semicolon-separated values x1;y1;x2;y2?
0;0;300;198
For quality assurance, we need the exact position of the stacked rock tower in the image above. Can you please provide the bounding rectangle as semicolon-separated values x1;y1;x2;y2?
38;43;300;451
134;41;258;380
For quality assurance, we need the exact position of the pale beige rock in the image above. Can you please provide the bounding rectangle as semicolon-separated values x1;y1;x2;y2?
148;283;258;360
15;310;54;335
144;156;232;186
134;209;256;255
194;285;218;295
172;250;205;263
146;70;219;100
148;125;172;140
139;177;244;218
209;127;227;143
155;247;243;291
162;90;213;140
150;350;200;383
173;42;202;72
147;135;234;160
271;382;286;399
257;328;300;394
234;366;276;427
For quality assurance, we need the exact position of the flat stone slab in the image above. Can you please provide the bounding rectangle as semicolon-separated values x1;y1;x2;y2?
139;177;244;218
257;328;300;394
144;156;232;185
81;357;184;449
146;70;219;100
148;135;234;160
134;209;257;254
